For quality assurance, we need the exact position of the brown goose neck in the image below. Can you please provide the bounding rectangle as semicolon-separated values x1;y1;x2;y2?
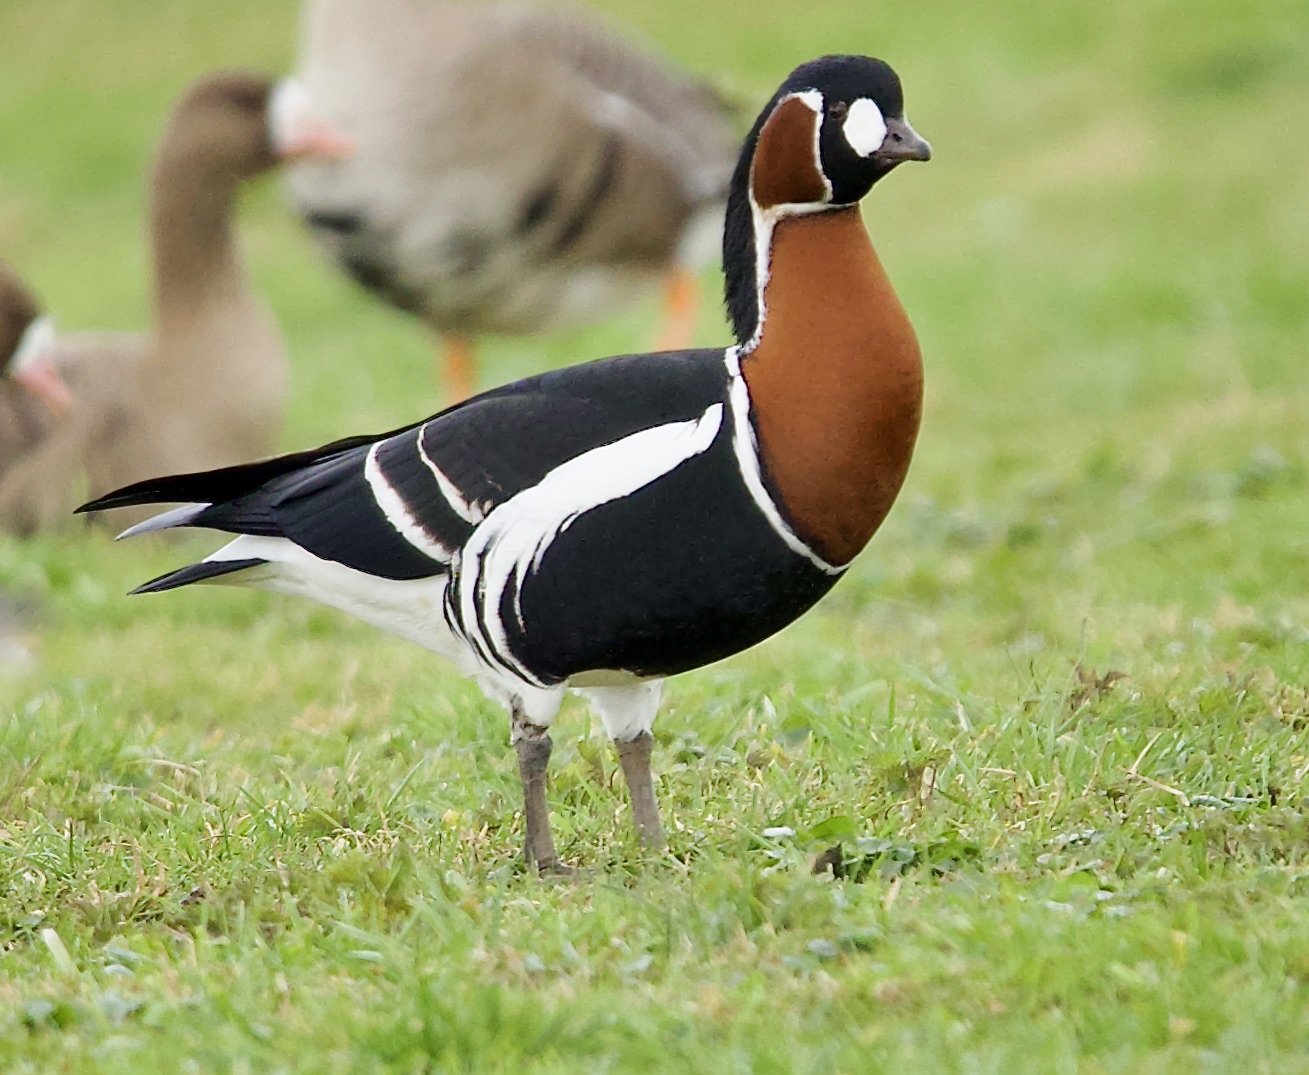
149;141;246;333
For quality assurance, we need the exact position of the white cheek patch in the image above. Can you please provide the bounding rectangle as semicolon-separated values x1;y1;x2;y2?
843;97;888;158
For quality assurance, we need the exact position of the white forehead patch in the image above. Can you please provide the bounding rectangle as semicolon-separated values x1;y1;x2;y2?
843;97;888;157
9;315;55;376
267;77;310;154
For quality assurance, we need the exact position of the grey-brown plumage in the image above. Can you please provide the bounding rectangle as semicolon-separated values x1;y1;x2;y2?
0;265;42;376
285;0;737;344
0;74;307;535
0;266;56;476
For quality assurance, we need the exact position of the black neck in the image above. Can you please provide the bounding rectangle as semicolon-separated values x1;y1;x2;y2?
722;92;784;348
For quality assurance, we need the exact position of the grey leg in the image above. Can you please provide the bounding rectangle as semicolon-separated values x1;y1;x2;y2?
511;706;562;872
576;682;667;851
615;732;666;849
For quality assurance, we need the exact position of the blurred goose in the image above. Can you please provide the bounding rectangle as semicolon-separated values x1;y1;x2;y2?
284;0;738;400
0;265;70;468
0;73;352;535
85;56;931;869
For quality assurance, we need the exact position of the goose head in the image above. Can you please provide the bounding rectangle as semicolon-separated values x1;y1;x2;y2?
722;55;931;347
745;54;930;215
268;78;357;163
0;265;70;416
160;72;354;185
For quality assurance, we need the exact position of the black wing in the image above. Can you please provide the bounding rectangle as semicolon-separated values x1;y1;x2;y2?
80;349;730;581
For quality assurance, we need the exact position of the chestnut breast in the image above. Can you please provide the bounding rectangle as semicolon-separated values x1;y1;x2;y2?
742;207;923;566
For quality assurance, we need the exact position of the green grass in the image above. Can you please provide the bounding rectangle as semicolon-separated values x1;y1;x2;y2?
3;0;1309;1070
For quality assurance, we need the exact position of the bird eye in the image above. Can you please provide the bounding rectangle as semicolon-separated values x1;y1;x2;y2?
828;101;848;122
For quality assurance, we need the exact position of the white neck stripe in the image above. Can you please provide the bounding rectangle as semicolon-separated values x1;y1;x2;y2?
742;92;835;355
723;347;844;576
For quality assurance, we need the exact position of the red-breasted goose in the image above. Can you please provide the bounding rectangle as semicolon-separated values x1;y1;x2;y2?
282;0;737;400
0;73;352;535
81;56;932;870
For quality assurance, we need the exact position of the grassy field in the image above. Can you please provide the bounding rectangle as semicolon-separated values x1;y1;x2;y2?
3;0;1309;1070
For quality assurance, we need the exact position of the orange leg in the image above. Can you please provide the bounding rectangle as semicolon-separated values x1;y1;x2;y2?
654;268;700;352
440;334;477;405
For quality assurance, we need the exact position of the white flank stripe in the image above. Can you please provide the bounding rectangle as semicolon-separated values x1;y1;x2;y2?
364;444;452;561
199;534;569;721
203;535;458;659
415;429;483;525
456;404;725;685
726;368;843;576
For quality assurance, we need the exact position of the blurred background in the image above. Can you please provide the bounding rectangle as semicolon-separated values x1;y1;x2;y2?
2;0;1301;440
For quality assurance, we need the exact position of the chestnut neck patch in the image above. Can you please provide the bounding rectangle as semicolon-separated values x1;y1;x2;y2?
750;96;829;210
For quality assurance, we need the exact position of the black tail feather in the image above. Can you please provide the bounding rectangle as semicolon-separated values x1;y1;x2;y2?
130;558;267;595
75;426;421;515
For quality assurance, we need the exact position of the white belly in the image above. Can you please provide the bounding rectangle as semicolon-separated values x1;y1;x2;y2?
205;535;464;665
